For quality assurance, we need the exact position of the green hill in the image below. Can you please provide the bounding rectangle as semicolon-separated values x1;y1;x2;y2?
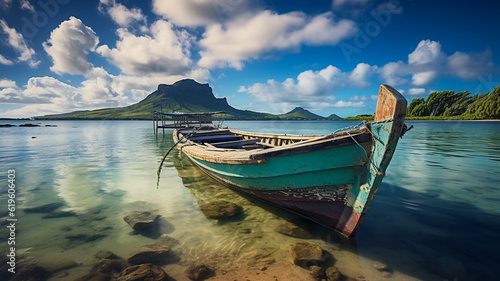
37;79;342;120
279;107;325;120
326;113;342;120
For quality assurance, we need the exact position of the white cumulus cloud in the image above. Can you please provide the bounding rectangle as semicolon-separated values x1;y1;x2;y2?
0;79;17;88
98;0;146;28
97;20;194;76
407;88;427;96
20;0;35;12
408;39;444;65
447;50;494;80
0;76;76;105
152;0;220;27
152;0;258;27
239;63;374;113
0;19;40;67
411;70;438;87
379;39;495;88
349;63;378;88
198;11;356;69
0;54;14;65
43;17;99;76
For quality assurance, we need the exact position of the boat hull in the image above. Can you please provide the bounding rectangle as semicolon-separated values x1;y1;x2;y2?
193;161;359;234
183;138;370;235
184;141;369;190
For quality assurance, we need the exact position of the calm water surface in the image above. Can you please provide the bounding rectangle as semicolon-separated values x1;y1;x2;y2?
0;120;499;280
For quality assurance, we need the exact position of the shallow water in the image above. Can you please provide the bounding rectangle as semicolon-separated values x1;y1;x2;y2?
0;120;499;280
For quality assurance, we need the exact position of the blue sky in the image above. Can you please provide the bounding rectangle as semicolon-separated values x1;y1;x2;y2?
0;0;499;118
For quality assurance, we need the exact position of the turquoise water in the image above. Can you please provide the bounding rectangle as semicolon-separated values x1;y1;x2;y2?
0;120;499;280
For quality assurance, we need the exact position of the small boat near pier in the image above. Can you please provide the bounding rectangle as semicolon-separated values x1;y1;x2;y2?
159;84;408;237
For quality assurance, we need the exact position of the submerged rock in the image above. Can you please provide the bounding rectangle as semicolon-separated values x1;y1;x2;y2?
60;226;72;232
199;200;240;219
185;261;214;281
24;202;64;213
95;250;120;260
93;258;127;273
373;261;391;272
39;259;78;274
288;241;328;268
123;211;160;230
310;265;326;280
65;232;106;242
274;220;314;238
75;271;112;281
76;251;126;281
116;263;169;281
10;264;47;281
127;244;172;265
158;234;180;248
325;267;342;281
19;123;40;127
42;210;77;218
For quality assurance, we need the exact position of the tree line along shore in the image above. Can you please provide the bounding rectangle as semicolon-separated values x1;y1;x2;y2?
346;86;500;121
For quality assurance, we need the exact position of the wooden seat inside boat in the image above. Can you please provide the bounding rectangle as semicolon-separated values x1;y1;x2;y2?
209;138;263;149
188;134;240;143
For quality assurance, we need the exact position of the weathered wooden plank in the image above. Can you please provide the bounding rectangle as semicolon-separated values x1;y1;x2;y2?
231;129;315;141
257;142;277;148
187;134;239;142
210;138;262;148
180;129;230;136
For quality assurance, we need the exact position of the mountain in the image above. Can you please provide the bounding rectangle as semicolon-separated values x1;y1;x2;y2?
38;79;339;120
279;107;326;120
40;79;266;120
326;113;342;120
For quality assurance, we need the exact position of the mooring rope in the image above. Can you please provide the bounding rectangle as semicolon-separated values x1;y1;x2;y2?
331;121;366;135
340;119;396;177
156;126;202;188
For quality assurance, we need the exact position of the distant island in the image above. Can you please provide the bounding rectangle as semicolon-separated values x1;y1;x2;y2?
37;79;341;121
34;79;499;121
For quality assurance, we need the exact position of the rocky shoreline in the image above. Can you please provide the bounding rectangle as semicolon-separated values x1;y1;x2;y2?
0;201;395;281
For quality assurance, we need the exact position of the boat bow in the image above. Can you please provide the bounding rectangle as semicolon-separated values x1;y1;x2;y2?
336;84;407;235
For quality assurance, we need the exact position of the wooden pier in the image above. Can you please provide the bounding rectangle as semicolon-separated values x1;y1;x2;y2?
152;111;226;135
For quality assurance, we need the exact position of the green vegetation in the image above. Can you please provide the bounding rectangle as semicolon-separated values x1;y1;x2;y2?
342;114;374;121
407;86;500;120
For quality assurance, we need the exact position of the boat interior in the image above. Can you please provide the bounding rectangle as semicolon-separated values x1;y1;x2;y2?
178;127;314;150
177;125;370;151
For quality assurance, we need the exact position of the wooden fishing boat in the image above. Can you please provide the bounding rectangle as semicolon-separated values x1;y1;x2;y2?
167;84;407;237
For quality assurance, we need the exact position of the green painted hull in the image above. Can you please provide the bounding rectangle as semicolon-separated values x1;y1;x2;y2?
185;142;367;190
